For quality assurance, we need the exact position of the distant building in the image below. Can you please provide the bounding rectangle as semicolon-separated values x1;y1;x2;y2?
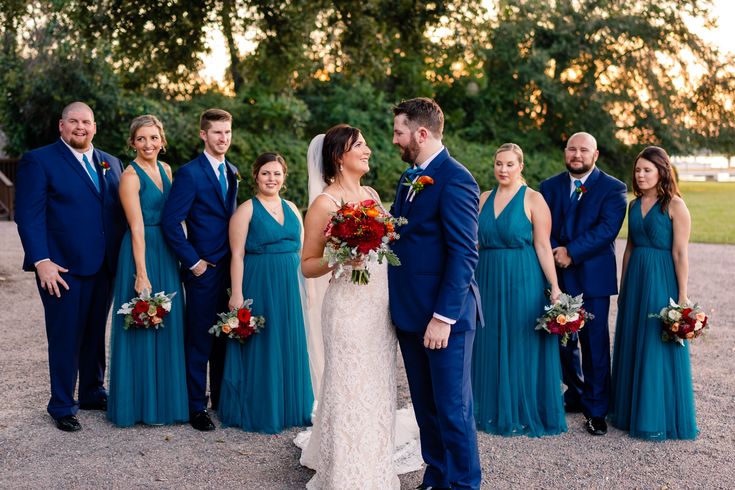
671;154;733;182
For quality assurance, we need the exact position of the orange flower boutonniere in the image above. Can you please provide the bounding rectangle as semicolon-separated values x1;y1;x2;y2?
403;175;434;195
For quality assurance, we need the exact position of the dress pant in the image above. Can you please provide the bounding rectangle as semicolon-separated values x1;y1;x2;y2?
37;269;113;419
183;257;229;413
559;296;611;418
397;329;482;490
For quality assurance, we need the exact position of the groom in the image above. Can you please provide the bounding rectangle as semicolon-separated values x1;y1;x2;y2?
389;98;482;490
15;101;126;431
539;132;626;436
162;108;239;431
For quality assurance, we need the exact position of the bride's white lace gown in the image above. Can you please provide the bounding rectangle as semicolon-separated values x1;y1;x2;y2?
297;259;412;489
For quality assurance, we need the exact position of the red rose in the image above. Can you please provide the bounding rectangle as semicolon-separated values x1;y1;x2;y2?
682;308;693;318
237;307;252;325
156;306;166;318
134;300;149;313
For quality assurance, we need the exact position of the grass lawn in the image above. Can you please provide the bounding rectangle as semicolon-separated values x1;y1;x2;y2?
618;181;735;244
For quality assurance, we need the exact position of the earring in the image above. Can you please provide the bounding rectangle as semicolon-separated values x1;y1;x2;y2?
339;164;343;172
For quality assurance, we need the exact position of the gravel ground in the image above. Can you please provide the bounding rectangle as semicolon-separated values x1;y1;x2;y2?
1;220;734;489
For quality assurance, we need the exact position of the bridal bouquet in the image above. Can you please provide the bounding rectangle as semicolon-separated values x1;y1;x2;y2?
117;290;176;330
535;293;594;346
323;199;407;285
649;299;709;346
209;299;266;343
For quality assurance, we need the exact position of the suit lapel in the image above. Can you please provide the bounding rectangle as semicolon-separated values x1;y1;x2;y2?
402;148;447;218
562;167;600;237
92;149;107;198
226;160;239;213
56;140;101;198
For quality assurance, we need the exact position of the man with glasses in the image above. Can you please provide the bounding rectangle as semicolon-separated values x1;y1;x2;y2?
539;132;627;436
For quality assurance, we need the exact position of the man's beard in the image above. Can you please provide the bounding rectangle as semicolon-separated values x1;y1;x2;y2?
565;159;593;176
398;138;420;164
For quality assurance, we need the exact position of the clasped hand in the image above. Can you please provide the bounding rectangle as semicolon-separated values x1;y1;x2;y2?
552;246;572;268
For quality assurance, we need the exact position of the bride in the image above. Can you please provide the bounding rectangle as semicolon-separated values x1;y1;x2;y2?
295;124;421;488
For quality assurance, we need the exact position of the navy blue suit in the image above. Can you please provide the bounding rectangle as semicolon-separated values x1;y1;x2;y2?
15;139;126;419
389;148;482;490
161;154;238;413
539;167;626;418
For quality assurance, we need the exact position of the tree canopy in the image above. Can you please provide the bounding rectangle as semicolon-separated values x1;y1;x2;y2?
1;0;733;204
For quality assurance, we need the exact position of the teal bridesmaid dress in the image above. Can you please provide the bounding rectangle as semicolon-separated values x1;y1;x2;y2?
108;162;188;427
471;186;567;437
610;199;698;440
218;198;313;433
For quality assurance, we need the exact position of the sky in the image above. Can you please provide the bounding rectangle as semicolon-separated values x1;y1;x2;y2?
199;1;735;84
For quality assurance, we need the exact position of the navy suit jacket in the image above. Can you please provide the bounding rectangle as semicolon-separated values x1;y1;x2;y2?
161;153;239;270
388;148;483;333
15;139;126;275
539;167;627;298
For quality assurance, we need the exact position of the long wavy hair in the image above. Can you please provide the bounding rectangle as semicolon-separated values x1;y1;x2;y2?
631;145;681;213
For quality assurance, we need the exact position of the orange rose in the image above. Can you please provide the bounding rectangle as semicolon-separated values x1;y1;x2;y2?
686;332;695;339
671;322;679;332
150;316;162;325
222;324;232;334
556;314;567;325
365;207;380;218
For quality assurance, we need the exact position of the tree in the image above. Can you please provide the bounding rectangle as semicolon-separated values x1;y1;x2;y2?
451;0;735;172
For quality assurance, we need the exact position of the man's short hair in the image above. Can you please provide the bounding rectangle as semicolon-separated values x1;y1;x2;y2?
393;98;444;138
200;108;233;131
61;101;94;120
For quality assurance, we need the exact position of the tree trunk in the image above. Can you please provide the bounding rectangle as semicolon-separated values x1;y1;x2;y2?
221;0;244;93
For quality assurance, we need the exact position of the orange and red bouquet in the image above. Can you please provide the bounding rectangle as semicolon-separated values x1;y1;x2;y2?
209;298;265;343
117;290;176;330
649;299;709;346
323;199;407;285
535;293;594;346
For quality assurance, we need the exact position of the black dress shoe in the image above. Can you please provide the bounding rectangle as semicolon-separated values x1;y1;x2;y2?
79;397;107;411
585;416;608;435
190;410;216;431
54;415;82;432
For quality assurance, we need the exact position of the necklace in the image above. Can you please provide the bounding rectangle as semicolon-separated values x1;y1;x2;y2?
258;197;281;215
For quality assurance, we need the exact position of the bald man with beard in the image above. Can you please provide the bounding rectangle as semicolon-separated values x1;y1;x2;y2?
15;102;126;432
539;132;627;436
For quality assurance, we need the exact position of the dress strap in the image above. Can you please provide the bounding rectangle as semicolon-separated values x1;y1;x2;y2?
318;192;341;206
363;186;388;213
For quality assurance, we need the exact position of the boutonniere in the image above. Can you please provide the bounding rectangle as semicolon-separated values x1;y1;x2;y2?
574;184;587;201
403;175;434;201
234;170;243;183
100;161;111;175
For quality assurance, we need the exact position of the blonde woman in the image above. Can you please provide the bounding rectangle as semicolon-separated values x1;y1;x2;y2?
107;115;188;427
471;143;567;437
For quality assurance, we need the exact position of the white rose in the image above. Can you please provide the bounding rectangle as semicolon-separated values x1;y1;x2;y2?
668;309;682;321
567;312;579;322
694;321;703;331
227;317;239;329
